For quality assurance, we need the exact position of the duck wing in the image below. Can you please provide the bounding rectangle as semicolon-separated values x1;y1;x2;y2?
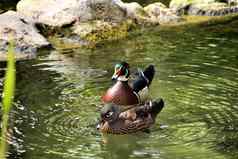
99;99;164;134
134;98;164;119
132;65;155;93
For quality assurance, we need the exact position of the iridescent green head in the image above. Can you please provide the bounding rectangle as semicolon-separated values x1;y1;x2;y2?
112;62;130;80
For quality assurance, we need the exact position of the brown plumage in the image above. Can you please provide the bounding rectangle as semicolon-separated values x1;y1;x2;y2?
102;81;139;106
97;98;164;134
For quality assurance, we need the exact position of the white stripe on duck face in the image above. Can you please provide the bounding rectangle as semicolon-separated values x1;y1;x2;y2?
117;75;129;82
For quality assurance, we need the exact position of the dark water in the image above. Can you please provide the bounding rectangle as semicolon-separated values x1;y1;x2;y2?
123;0;170;6
0;0;19;13
1;19;238;159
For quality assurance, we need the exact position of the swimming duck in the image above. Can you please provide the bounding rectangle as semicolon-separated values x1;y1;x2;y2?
102;62;155;106
97;98;164;134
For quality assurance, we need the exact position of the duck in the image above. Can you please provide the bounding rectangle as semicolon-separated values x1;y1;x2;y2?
97;98;164;134
102;62;155;107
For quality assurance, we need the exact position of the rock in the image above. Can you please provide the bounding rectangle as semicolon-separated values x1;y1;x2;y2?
169;0;215;15
144;2;182;24
73;20;132;47
169;0;238;16
120;2;150;23
17;0;125;27
113;0;159;24
188;2;227;16
227;0;238;6
14;0;182;50
123;2;145;18
0;11;49;61
188;2;238;16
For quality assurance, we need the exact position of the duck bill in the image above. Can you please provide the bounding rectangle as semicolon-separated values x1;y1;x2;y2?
96;123;101;130
112;67;122;80
96;118;104;130
112;73;119;80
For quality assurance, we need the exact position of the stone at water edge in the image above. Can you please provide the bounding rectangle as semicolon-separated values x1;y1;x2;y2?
0;11;49;61
144;2;182;24
227;0;238;6
72;20;132;46
16;0;127;48
16;0;126;27
117;2;151;23
169;0;238;16
187;2;238;16
169;0;216;14
113;0;161;25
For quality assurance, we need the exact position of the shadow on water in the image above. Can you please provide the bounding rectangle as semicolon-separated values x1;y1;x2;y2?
0;17;238;159
123;0;171;6
0;0;20;13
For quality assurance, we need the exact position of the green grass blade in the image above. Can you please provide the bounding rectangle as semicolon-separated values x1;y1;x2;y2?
0;40;16;159
2;41;16;113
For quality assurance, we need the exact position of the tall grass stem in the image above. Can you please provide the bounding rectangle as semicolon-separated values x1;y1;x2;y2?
0;40;16;159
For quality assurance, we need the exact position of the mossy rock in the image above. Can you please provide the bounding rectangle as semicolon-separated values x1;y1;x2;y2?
73;20;134;47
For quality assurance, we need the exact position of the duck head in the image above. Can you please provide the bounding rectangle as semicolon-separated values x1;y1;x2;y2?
100;103;120;124
112;62;130;81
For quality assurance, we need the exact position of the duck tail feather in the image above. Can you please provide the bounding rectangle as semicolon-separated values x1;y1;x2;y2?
143;65;155;86
150;98;164;118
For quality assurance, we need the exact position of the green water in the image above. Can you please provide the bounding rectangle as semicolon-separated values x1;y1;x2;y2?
1;20;238;159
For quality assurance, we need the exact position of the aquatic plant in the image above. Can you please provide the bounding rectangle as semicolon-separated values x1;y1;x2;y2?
0;40;16;159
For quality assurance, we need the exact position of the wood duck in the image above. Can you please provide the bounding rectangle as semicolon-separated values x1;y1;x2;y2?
102;62;155;106
97;98;164;134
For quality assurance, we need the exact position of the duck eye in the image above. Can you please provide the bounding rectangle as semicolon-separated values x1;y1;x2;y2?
105;111;113;118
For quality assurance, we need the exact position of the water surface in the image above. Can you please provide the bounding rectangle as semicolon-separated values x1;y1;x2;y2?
1;19;238;159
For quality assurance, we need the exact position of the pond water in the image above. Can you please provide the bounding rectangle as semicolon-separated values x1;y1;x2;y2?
1;19;238;159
